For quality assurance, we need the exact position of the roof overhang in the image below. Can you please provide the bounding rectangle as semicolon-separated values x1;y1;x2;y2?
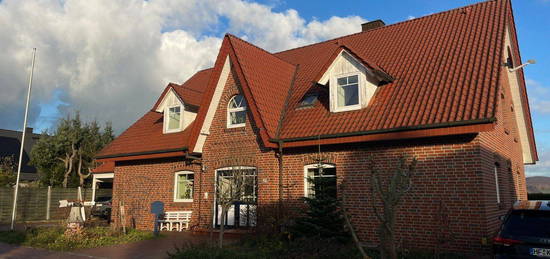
272;119;495;148
95;147;188;161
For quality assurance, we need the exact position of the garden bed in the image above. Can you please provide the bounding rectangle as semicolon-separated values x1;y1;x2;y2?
0;226;159;251
167;236;468;259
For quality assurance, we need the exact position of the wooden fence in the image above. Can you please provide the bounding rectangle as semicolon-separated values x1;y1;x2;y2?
0;187;112;223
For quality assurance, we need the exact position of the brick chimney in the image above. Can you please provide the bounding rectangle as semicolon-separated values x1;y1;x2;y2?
361;19;385;32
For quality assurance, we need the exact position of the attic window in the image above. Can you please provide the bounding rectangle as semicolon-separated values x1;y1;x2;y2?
165;105;182;133
299;94;318;108
331;73;361;112
227;95;247;128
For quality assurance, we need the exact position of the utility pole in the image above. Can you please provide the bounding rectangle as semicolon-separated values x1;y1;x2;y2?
10;48;37;230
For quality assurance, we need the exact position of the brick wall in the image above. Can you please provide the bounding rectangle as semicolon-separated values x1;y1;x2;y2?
477;65;529;238
111;157;201;230
109;64;528;255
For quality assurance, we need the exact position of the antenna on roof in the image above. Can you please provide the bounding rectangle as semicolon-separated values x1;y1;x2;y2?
509;59;536;72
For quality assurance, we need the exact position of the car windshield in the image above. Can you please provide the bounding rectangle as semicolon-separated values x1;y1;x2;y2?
96;197;111;202
502;210;550;238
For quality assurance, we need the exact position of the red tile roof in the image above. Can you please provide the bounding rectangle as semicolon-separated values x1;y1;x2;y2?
227;35;297;139
173;68;212;107
97;111;192;158
91;161;114;173
97;0;537;162
97;69;211;158
275;0;507;139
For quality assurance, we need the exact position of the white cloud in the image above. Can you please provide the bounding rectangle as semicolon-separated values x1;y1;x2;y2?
0;0;365;133
407;15;416;20
527;79;550;114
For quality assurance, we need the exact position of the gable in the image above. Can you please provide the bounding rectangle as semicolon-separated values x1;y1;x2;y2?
317;49;380;112
502;26;535;164
155;88;184;112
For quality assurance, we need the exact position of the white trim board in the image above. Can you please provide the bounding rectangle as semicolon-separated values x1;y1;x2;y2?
194;55;231;153
503;27;534;164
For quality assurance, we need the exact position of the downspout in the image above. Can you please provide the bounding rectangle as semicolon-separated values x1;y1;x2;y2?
277;140;284;230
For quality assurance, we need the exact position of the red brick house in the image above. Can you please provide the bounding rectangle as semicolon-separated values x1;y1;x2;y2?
94;0;537;253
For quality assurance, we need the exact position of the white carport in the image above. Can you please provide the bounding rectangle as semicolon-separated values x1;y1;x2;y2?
91;173;114;204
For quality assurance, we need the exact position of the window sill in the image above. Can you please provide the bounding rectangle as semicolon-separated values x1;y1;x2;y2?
332;105;362;113
227;123;245;129
164;129;183;134
174;199;193;203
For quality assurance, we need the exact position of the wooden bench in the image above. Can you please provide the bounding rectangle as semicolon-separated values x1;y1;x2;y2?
157;211;192;231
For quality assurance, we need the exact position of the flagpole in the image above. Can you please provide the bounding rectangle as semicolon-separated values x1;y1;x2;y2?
11;48;37;230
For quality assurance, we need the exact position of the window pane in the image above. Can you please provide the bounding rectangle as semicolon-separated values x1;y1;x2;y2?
176;174;193;200
230;110;246;125
229;95;247;109
168;106;181;130
306;166;336;199
348;75;358;84
337;77;347;85
337;83;359;107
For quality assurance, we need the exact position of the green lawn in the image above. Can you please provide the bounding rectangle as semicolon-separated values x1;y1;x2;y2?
0;226;159;251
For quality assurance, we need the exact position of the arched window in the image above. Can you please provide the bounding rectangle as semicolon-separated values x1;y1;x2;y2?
304;164;336;198
227;95;247;128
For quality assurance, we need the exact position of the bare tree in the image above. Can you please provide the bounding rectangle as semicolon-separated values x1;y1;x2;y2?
434;200;454;259
215;163;254;248
369;156;417;259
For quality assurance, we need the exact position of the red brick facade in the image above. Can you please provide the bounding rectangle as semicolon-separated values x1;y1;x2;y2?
109;66;528;255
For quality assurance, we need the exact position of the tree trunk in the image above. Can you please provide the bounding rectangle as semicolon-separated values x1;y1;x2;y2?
62;144;77;188
218;206;227;248
77;152;90;187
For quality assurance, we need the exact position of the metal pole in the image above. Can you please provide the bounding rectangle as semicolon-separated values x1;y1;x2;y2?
46;186;51;220
10;48;37;230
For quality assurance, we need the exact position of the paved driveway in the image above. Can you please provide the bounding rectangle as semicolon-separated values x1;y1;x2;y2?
0;232;237;259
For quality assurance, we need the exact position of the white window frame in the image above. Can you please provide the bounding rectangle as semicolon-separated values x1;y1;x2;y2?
303;163;336;198
226;95;247;128
330;72;363;112
164;104;183;133
494;165;501;204
174;171;194;202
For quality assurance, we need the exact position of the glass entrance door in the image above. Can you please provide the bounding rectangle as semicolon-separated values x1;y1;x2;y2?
215;167;257;228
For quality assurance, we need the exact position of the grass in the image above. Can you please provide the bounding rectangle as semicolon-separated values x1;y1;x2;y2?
0;226;159;251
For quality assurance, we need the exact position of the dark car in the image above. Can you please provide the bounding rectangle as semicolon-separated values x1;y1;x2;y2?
91;196;112;220
494;200;550;258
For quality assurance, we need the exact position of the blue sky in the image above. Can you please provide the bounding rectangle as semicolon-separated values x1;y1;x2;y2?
1;0;549;176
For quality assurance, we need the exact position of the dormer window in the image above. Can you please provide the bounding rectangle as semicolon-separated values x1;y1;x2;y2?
165;105;183;133
299;94;318;108
227;95;247;128
332;73;362;112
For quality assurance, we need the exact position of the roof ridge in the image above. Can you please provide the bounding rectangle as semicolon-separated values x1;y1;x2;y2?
275;0;497;55
173;84;204;94
226;33;296;66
